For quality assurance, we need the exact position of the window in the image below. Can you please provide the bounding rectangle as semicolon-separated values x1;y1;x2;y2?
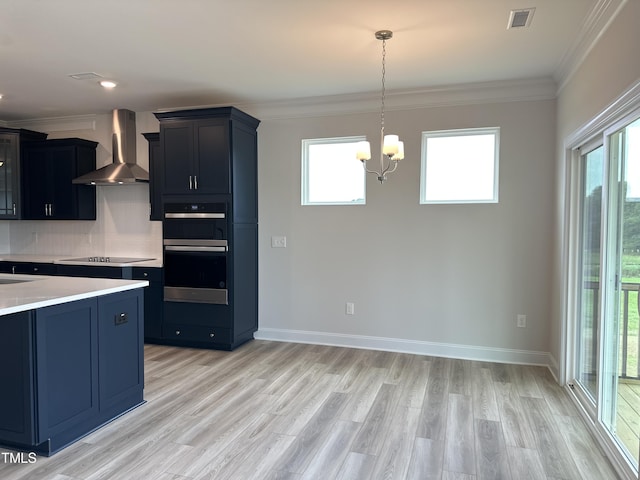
301;137;366;205
420;127;500;204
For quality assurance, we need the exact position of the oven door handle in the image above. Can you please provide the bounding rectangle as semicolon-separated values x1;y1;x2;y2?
164;212;225;219
165;246;228;252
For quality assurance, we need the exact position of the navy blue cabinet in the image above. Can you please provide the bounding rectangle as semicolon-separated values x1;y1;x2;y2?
0;289;144;456
142;132;162;221
0;312;35;445
34;299;99;449
0;128;48;219
0;261;56;275
133;267;163;342
22;138;97;220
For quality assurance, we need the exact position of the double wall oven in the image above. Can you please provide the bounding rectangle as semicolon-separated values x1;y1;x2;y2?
163;202;229;305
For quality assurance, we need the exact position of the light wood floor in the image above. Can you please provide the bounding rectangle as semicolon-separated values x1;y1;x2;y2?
617;381;640;466
0;340;622;479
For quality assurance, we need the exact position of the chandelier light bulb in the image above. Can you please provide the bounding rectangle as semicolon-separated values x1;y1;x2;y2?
356;141;372;161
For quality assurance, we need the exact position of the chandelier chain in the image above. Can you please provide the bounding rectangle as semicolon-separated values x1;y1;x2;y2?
381;37;386;132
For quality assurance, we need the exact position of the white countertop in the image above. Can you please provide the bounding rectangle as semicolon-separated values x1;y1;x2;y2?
0;274;149;316
0;254;162;268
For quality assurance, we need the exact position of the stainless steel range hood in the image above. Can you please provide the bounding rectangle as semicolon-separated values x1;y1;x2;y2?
72;109;149;185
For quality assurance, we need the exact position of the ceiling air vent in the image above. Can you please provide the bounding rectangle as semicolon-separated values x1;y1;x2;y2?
68;72;103;81
507;8;535;29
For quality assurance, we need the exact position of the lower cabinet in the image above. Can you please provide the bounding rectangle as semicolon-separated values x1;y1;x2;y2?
132;267;163;342
0;289;144;456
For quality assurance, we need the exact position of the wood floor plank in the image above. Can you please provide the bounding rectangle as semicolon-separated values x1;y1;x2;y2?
406;437;444;480
508;365;544;398
471;366;500;421
299;420;360;480
338;367;390;423
417;372;450;440
533;368;577;417
272;392;349;475
334;452;376;480
505;446;546;479
521;396;580;479
494;382;537;449
444;393;476;475
441;471;476;479
352;383;399;455
369;406;421;480
474;419;511;479
555;414;620;480
450;359;472;396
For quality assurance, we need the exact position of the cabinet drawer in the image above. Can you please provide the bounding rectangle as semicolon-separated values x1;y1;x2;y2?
162;324;231;344
132;267;162;282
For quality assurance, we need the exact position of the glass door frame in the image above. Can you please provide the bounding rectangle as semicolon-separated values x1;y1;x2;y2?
563;96;640;480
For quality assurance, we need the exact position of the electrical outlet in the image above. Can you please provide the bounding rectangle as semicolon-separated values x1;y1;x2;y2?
346;302;355;315
271;236;287;248
517;314;526;328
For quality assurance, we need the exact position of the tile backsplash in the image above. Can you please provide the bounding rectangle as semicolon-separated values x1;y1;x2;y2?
5;186;162;260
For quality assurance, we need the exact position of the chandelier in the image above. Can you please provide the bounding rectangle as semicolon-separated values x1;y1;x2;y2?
356;30;404;184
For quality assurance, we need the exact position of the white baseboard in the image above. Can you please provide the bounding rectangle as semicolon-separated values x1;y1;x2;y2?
255;328;553;368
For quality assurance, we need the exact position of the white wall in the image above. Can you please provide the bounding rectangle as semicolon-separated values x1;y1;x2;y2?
257;98;556;363
553;0;640;379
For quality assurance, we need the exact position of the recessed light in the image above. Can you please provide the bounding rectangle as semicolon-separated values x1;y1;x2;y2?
100;80;117;89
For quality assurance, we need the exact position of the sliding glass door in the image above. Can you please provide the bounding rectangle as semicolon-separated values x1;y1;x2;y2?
572;114;640;474
576;143;604;401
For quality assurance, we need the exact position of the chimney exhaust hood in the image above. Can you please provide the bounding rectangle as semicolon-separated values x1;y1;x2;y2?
72;109;149;185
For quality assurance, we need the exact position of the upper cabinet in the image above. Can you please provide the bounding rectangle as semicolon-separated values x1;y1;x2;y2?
0;128;48;219
159;118;230;195
142;132;162;221
154;107;260;221
22;138;98;220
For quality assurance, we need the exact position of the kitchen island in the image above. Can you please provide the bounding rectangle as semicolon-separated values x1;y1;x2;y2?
0;274;148;456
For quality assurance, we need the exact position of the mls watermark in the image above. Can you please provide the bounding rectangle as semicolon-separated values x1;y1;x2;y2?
1;451;37;464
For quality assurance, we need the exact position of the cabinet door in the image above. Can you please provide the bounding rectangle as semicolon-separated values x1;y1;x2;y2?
0;133;21;218
35;298;99;443
0;311;36;445
48;146;77;218
133;267;163;341
22;146;50;219
161;122;194;194
143;133;162;220
98;290;144;414
22;140;96;221
194;120;230;194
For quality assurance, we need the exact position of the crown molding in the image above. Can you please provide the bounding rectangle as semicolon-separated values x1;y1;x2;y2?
8;114;96;132
555;0;627;93
237;77;557;120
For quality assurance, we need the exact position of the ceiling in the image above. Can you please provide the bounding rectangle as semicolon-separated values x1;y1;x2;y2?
0;0;617;122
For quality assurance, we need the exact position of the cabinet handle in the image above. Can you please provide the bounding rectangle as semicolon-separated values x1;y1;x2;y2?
11;265;15;274
194;175;198;190
12;203;15;216
176;330;181;335
143;272;148;277
209;333;215;338
188;176;193;190
44;204;48;216
115;312;128;325
49;204;53;216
